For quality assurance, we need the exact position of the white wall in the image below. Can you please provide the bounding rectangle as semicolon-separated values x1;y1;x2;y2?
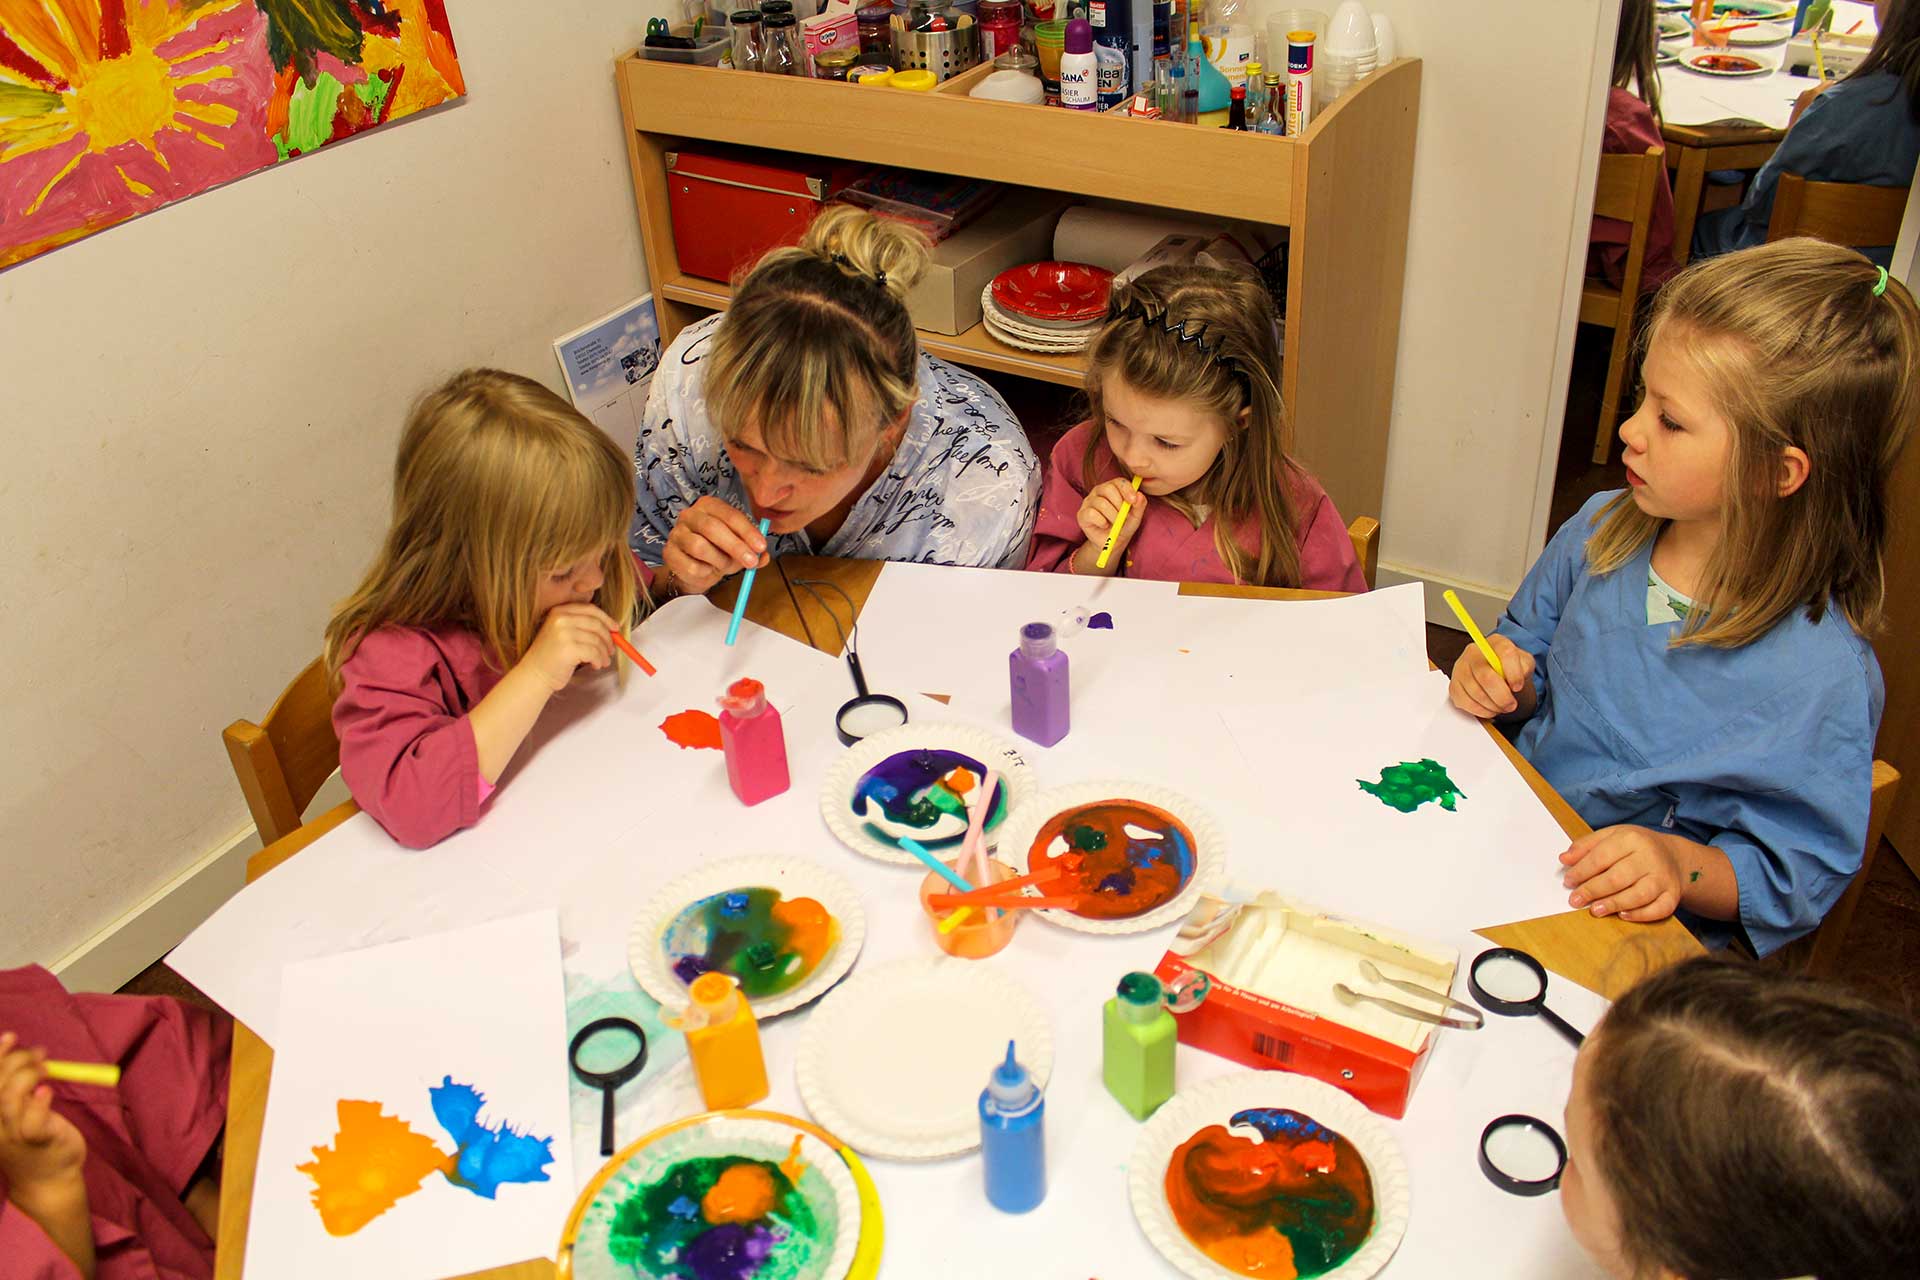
1248;1;1620;622
0;2;668;975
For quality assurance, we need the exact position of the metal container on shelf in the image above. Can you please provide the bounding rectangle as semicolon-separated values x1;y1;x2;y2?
891;4;980;82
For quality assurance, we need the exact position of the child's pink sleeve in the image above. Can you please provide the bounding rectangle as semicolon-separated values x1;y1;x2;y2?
1026;424;1096;574
1293;479;1370;594
0;1208;85;1280
332;629;485;849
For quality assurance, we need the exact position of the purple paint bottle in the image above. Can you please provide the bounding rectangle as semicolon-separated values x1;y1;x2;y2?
1010;622;1070;746
718;677;790;806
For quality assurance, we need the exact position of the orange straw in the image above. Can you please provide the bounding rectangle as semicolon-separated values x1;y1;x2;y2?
928;893;1083;912
609;630;657;676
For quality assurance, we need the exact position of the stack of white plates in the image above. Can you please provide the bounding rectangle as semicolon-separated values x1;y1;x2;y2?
979;285;1100;354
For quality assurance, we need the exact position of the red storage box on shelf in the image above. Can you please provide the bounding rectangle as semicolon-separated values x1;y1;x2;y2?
665;147;867;285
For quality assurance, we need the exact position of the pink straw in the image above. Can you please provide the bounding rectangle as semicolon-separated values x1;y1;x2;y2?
967;768;1000;892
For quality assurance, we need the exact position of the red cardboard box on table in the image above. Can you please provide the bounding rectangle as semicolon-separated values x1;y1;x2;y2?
1153;894;1460;1120
665;147;867;285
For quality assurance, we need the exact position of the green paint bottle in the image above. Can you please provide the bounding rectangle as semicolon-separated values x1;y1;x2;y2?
1103;971;1176;1120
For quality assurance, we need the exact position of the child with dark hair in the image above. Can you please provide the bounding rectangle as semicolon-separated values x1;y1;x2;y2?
1590;0;1678;291
1563;956;1920;1279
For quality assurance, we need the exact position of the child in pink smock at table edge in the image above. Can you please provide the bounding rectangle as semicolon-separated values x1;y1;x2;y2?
1;966;231;1280
325;369;650;850
1025;265;1368;591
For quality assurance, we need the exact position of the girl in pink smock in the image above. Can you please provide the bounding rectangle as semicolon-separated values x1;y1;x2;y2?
1;966;230;1280
1026;265;1367;590
325;370;649;849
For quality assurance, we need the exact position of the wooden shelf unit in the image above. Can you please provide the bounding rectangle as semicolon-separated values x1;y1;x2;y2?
615;54;1420;520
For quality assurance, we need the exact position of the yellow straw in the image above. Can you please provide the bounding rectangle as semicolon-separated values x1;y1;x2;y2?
1095;477;1143;569
938;905;974;934
1442;589;1506;681
45;1061;120;1088
1812;31;1828;81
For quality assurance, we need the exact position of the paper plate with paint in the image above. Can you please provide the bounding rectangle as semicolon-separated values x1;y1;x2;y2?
1130;1072;1410;1280
993;781;1224;935
557;1112;869;1280
819;722;1036;866
630;857;867;1021
796;958;1053;1160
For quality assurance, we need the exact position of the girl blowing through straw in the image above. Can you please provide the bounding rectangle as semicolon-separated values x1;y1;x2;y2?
1452;240;1918;955
1026;265;1367;590
326;370;647;848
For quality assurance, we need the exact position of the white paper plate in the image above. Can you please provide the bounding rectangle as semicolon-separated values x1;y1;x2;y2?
981;286;1103;338
819;722;1037;866
562;1113;862;1280
992;780;1224;935
629;856;867;1019
795;959;1053;1160
1726;19;1791;45
1678;46;1777;75
982;315;1094;354
1129;1072;1411;1280
1657;14;1691;40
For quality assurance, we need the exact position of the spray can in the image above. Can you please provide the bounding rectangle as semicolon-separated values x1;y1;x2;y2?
1103;972;1177;1119
1060;19;1098;110
719;677;790;806
670;972;770;1110
1286;29;1314;137
1010;622;1070;746
979;1040;1046;1212
1090;2;1130;109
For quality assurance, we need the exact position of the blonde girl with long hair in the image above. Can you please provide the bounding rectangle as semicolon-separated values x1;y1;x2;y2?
325;369;645;848
631;206;1039;596
1025;264;1367;590
1451;240;1919;955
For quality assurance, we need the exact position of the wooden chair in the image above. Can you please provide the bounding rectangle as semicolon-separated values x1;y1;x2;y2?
1766;173;1910;249
1346;516;1380;590
222;657;339;848
1582;146;1666;465
1793;761;1902;980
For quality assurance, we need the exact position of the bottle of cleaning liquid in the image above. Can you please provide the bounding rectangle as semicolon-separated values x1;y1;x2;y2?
672;972;770;1110
1090;0;1129;108
1190;34;1229;121
979;1039;1046;1212
1059;18;1098;110
1009;622;1070;746
1103;971;1177;1120
718;677;790;806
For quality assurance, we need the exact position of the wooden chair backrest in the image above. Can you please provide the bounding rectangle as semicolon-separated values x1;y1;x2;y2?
222;656;340;848
1592;145;1664;226
1802;760;1901;979
1766;173;1910;248
1346;516;1380;590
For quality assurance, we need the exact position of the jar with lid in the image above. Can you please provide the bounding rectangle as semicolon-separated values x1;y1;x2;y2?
729;9;765;72
814;46;860;78
758;0;793;14
761;12;802;73
856;2;896;66
977;0;1022;59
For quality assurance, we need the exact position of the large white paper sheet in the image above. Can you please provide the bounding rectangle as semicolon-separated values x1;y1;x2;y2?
170;597;855;1044
244;911;576;1280
1213;671;1577;938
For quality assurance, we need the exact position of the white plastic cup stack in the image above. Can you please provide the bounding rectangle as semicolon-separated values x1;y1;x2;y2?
1317;1;1377;110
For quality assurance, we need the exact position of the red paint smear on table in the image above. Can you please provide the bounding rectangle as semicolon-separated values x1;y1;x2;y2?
660;710;723;750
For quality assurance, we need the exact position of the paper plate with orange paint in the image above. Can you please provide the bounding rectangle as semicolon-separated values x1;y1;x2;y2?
629;857;867;1020
557;1112;864;1280
1130;1072;1410;1280
992;781;1225;935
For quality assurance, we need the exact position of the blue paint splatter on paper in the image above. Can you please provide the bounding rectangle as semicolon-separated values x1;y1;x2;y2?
430;1078;555;1198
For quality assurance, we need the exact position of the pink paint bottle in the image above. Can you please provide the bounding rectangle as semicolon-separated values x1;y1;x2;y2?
719;677;790;806
1010;622;1070;747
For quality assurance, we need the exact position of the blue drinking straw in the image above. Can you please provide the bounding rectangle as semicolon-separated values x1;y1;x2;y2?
897;837;976;892
724;518;773;646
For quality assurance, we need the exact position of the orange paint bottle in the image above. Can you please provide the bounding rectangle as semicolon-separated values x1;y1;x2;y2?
671;972;770;1110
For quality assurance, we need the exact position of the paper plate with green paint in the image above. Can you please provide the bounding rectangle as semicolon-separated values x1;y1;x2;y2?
992;780;1225;935
1130;1072;1410;1280
558;1112;866;1280
819;722;1036;866
630;857;867;1020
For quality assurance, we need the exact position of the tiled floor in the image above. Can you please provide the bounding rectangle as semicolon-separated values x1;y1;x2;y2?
122;344;1919;1018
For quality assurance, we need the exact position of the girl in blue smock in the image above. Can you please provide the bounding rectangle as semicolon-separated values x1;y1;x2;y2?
1450;239;1919;955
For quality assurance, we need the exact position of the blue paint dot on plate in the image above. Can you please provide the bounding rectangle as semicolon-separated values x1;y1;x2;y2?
1089;612;1114;630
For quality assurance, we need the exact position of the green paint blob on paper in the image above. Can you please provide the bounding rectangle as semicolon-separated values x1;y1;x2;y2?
1357;759;1465;814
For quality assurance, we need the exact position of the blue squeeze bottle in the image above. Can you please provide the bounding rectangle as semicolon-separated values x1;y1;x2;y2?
979;1039;1046;1212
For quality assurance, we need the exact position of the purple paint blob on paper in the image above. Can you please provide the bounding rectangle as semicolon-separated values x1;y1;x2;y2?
1089;612;1114;630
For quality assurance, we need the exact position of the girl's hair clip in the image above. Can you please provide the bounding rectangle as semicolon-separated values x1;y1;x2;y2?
1874;265;1889;298
829;249;886;289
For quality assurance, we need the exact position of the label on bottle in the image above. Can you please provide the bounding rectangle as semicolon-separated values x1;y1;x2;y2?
1090;0;1107;27
1060;59;1098;109
1096;47;1127;105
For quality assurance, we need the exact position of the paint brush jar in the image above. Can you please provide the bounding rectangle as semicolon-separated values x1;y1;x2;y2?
919;857;1019;958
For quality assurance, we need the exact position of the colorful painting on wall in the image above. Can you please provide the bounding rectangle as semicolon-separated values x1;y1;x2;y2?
1;0;464;269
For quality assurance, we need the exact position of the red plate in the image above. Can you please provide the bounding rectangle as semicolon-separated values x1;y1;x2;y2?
990;261;1115;323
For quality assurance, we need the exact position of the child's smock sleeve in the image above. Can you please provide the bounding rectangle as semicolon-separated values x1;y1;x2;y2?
332;629;486;850
629;320;725;566
1495;492;1610;710
0;1209;85;1279
1291;481;1369;594
1027;426;1096;573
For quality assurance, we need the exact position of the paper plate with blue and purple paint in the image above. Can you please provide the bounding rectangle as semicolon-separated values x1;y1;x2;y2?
994;780;1225;935
557;1112;865;1280
819;722;1036;866
630;857;866;1020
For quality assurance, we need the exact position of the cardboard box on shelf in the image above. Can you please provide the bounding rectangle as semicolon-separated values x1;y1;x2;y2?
904;190;1074;335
